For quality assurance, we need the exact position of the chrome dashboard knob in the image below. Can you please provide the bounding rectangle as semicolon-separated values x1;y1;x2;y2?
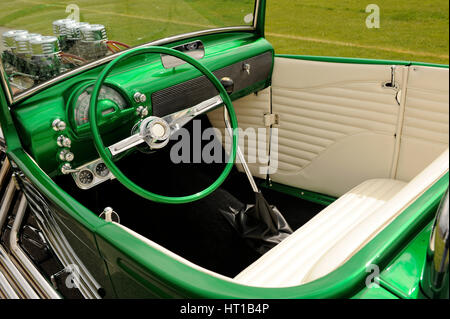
134;92;147;103
57;135;72;148
60;163;73;175
136;106;149;118
52;119;67;131
59;149;74;162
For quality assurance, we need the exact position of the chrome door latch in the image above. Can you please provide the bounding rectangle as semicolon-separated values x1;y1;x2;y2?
382;65;401;105
243;63;251;75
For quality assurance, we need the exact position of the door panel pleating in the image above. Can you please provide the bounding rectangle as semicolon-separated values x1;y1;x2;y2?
395;66;449;181
268;58;404;197
208;58;448;199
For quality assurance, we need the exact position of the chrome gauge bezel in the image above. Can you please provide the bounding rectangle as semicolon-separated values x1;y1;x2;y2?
78;169;94;185
66;81;132;137
94;162;110;178
74;84;127;126
72;158;114;190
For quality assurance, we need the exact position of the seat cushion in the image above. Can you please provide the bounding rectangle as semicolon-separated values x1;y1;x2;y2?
234;179;406;287
235;149;449;287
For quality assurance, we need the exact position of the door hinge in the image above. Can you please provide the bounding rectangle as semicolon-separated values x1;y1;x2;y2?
264;113;279;127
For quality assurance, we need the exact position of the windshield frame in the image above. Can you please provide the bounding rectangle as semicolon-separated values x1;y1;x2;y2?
0;0;261;106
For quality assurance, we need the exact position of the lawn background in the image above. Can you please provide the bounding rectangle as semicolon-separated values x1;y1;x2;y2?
266;0;449;64
0;0;448;64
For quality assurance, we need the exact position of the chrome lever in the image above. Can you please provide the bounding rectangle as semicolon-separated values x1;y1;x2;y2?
382;65;399;90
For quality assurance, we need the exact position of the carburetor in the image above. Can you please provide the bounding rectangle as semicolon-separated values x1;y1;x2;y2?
1;30;61;82
53;19;108;61
1;19;110;90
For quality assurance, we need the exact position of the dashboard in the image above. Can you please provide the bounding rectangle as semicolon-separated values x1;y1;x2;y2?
11;32;274;188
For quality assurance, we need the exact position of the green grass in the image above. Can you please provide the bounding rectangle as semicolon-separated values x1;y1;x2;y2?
0;0;254;46
0;0;448;64
266;0;449;64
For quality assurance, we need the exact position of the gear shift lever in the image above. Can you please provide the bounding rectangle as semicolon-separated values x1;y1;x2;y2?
220;76;259;193
219;76;293;254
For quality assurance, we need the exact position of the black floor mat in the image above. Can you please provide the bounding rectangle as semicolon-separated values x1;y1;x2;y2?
222;169;325;231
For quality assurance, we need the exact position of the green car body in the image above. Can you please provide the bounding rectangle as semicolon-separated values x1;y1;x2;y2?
0;0;448;299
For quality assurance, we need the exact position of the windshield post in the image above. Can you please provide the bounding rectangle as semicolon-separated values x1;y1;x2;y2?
255;0;266;38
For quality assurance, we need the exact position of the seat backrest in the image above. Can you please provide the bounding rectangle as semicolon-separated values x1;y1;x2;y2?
303;148;449;284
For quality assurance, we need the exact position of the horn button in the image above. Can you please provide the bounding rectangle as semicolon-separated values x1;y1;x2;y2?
140;116;171;149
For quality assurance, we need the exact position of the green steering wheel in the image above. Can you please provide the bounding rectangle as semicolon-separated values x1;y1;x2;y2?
89;46;238;204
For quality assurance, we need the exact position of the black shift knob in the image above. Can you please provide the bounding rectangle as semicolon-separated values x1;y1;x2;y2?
220;77;234;95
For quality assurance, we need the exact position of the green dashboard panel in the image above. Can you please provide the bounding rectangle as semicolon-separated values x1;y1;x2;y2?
10;32;274;177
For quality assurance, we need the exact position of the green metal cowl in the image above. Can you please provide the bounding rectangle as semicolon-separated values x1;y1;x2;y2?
421;189;449;299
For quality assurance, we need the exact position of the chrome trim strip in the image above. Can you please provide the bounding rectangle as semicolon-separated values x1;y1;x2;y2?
9;194;61;299
0;269;19;299
0;157;10;189
10;26;256;105
22;181;102;299
0;245;39;298
0;177;15;229
0;180;40;299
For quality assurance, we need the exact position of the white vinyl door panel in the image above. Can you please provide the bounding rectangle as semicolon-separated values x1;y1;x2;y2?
207;88;271;179
269;58;404;197
207;58;448;199
395;66;449;181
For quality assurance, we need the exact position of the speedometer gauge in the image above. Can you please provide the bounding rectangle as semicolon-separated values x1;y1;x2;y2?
74;85;127;126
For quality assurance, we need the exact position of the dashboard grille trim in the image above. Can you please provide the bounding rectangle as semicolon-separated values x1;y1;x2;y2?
151;51;273;117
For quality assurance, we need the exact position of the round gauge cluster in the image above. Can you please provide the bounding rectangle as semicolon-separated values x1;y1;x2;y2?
78;169;94;185
95;162;110;177
76;161;111;187
74;84;127;126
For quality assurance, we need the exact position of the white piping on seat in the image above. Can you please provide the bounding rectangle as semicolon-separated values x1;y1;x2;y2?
235;148;449;287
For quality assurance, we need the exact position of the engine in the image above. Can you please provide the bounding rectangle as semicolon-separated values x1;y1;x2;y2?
1;19;110;91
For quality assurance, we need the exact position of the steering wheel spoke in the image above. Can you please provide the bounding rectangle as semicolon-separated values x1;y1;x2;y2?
163;95;223;135
108;133;144;156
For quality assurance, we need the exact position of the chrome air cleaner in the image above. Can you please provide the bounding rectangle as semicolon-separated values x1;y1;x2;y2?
2;30;28;52
78;24;108;60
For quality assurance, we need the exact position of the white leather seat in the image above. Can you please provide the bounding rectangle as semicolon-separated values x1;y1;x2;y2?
235;149;449;287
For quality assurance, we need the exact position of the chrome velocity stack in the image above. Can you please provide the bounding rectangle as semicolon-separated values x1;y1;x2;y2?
52;19;75;38
77;24;108;60
2;30;28;53
30;36;61;77
15;33;41;59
